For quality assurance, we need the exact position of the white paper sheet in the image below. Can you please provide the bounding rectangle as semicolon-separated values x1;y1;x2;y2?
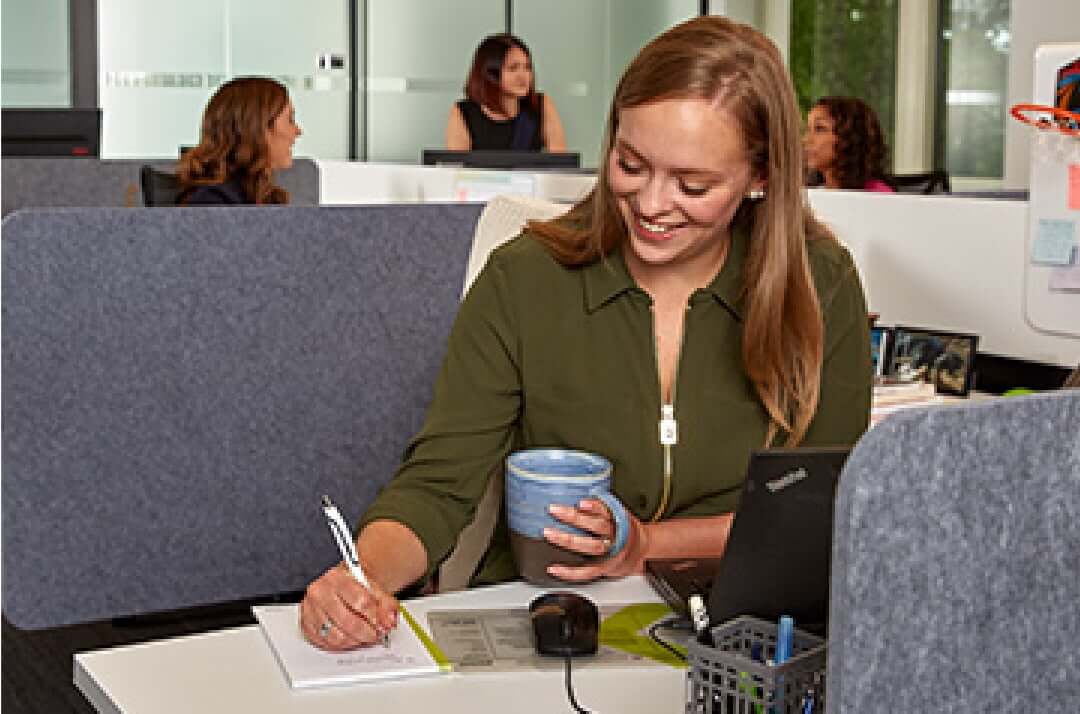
253;604;448;690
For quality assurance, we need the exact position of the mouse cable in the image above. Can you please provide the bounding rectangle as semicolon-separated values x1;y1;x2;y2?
564;654;594;714
648;616;690;662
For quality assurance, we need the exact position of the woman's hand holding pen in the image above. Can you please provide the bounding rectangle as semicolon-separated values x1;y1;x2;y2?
543;497;649;581
300;562;399;651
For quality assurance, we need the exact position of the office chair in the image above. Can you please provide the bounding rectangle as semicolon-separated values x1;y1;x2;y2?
886;170;952;195
438;195;570;592
139;165;182;206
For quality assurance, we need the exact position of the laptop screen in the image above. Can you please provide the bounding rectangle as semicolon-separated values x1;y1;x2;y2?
708;447;849;634
646;447;849;635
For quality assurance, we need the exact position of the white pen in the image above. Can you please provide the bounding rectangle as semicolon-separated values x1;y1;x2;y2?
321;495;390;646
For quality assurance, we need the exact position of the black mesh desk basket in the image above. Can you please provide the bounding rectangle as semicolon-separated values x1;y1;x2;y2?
685;615;826;713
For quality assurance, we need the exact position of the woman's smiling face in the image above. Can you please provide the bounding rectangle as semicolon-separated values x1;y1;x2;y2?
607;97;762;274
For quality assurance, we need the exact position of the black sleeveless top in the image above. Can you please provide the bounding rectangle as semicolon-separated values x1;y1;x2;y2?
456;95;545;151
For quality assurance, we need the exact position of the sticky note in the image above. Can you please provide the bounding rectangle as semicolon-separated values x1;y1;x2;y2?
1049;264;1080;292
1070;164;1080;211
1032;218;1076;265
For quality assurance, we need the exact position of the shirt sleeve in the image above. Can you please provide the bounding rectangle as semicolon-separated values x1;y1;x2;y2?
358;248;523;580
803;245;873;446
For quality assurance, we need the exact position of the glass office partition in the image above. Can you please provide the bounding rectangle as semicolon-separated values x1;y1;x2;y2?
228;0;350;161
606;0;699;88
365;0;504;163
1;0;71;107
7;1;712;163
511;2;608;169
98;0;224;158
934;0;1010;179
98;0;349;159
514;0;696;168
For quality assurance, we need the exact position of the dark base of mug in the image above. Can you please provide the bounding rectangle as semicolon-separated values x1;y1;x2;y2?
510;531;599;587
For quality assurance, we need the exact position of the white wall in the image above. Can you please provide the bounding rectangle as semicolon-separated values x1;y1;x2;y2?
1003;3;1080;190
808;190;1079;368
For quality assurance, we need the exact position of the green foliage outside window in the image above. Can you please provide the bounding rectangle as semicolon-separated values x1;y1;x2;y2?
789;0;899;169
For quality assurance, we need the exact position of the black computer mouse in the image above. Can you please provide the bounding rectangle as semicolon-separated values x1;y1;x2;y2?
528;592;600;657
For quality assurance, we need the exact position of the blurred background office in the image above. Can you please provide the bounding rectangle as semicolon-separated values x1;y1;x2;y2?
1;0;1078;188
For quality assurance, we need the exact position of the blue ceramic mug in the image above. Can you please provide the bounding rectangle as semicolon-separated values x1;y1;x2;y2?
505;448;630;586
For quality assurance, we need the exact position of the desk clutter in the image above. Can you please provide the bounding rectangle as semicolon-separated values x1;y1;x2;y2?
870;323;980;396
426;602;683;671
251;599;683;691
686;616;824;714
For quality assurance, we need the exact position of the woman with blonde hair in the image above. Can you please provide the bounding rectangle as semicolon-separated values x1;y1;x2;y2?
301;16;870;651
177;76;301;205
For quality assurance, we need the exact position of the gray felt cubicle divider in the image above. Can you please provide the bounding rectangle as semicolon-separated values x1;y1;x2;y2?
828;391;1080;712
1;157;319;216
2;203;483;629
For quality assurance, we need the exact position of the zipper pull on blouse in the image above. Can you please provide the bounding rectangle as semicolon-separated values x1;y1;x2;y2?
659;403;678;446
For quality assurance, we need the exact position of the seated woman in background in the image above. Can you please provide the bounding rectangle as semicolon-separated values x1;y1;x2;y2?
177;76;301;205
445;33;567;152
804;96;894;192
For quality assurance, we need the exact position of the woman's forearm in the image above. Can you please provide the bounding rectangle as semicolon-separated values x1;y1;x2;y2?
633;513;733;572
355;519;430;594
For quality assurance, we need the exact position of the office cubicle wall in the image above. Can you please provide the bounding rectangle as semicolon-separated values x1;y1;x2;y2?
808;190;1079;369
2;204;482;628
830;391;1080;711
316;159;596;205
0;157;320;216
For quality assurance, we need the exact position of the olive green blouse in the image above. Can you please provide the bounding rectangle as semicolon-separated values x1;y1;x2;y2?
360;223;871;587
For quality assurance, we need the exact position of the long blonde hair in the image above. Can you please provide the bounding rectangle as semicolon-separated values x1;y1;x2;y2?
529;16;833;445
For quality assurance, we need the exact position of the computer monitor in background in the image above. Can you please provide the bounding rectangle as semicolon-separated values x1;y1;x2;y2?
422;149;581;171
1;108;102;157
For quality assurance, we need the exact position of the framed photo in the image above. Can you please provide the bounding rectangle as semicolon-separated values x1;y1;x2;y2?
870;326;891;378
885;326;980;396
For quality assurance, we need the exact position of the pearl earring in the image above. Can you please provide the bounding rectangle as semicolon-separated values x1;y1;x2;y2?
746;188;766;201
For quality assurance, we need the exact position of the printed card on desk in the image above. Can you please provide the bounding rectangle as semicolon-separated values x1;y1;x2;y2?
253;604;451;690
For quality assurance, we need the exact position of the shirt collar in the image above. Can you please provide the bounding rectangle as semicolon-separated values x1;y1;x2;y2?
582;220;749;317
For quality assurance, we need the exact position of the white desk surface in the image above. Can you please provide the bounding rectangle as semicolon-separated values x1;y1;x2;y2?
74;576;686;714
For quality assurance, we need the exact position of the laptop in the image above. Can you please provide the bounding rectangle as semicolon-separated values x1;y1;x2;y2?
646;447;849;635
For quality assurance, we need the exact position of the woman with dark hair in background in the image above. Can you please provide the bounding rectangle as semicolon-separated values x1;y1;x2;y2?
804;96;894;192
177;76;301;205
445;33;566;152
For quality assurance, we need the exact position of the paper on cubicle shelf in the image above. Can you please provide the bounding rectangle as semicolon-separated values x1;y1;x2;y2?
1049;262;1080;291
452;170;536;202
253;604;450;690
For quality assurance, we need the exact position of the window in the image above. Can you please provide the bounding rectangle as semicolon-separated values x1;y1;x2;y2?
789;0;899;160
934;0;1010;178
1;0;71;107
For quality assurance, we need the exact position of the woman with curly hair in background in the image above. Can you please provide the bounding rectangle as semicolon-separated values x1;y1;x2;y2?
804;96;894;192
177;76;301;205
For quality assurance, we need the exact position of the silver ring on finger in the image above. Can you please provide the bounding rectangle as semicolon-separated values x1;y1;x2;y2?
318;619;333;638
600;537;613;554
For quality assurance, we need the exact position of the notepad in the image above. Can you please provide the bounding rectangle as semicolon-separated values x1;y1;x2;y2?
253;604;451;690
